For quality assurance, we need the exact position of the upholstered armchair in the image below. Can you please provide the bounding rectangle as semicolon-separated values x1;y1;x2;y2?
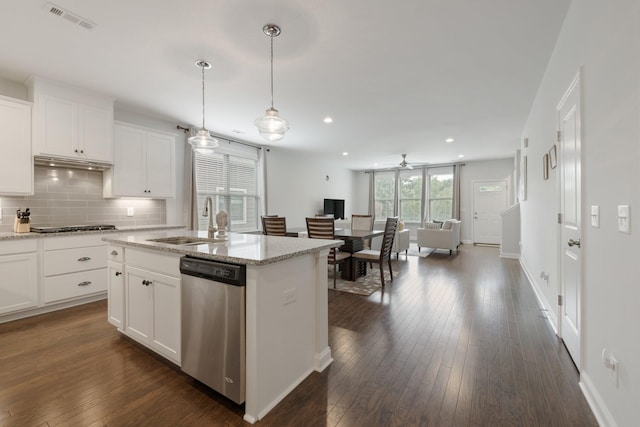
417;219;461;255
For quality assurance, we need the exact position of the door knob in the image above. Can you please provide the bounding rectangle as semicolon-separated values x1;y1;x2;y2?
568;238;581;248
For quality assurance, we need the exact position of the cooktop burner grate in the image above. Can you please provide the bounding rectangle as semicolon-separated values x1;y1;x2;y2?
30;224;117;233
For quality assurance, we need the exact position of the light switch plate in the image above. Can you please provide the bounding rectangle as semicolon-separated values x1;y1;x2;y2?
591;205;599;228
127;207;134;217
617;205;630;233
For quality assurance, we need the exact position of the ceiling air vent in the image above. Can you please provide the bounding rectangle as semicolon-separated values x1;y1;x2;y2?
43;2;97;30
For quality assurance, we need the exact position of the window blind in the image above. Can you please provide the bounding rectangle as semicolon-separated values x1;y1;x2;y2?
194;146;260;232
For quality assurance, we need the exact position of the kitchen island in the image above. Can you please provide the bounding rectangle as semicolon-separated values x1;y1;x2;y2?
102;229;342;423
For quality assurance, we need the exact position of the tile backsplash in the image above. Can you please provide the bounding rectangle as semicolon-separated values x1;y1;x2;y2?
0;166;165;232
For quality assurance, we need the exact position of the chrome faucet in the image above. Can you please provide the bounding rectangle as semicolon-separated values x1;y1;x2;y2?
202;196;216;238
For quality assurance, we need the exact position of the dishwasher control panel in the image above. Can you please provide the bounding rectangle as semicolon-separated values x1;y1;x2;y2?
180;256;246;286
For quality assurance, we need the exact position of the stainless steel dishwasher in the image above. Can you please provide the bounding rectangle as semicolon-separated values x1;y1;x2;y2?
179;256;246;404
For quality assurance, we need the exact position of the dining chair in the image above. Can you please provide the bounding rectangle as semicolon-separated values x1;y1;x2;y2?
262;216;287;236
351;214;374;249
351;217;398;287
306;217;350;288
261;215;279;235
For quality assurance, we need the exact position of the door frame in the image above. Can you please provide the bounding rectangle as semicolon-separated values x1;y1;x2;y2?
471;179;508;245
555;69;583;368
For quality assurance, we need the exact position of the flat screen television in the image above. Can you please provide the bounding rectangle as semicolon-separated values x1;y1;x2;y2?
323;198;345;220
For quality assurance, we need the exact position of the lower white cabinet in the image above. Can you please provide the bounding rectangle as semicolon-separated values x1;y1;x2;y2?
43;235;107;304
107;261;125;329
0;240;38;315
122;249;181;364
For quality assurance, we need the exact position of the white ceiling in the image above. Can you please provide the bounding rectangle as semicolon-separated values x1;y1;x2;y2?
0;0;570;170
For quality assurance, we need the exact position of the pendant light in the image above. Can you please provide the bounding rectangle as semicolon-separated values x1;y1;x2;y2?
255;24;289;142
188;59;219;155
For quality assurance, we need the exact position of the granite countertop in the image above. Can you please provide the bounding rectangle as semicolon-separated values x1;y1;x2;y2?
0;224;186;241
102;229;343;266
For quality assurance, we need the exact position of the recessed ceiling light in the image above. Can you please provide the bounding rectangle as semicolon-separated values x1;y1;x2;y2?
323;117;333;124
232;129;245;134
446;137;454;143
458;154;465;158
373;163;379;167
342;152;349;156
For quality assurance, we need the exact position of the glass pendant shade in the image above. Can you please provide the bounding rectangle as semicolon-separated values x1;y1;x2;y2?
254;107;289;142
188;129;218;155
256;24;288;141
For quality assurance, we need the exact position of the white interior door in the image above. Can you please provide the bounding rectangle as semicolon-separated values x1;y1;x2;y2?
473;180;508;244
558;72;582;369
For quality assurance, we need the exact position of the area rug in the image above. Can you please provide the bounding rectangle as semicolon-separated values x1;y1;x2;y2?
406;245;435;258
329;263;399;296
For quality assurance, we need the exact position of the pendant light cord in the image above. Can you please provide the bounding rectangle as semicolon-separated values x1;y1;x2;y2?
201;65;206;129
270;34;274;109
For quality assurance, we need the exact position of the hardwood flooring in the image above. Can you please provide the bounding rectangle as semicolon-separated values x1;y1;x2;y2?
0;245;597;426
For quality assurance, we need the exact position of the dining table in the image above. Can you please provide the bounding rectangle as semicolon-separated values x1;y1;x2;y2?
286;227;384;281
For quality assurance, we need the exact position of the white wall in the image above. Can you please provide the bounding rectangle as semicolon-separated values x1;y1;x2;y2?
460;158;514;243
264;148;357;227
521;1;640;426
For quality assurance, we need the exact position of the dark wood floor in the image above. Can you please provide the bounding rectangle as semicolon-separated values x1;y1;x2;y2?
0;245;597;427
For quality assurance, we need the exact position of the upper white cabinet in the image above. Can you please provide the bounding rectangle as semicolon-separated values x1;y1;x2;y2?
26;76;114;163
104;121;175;198
0;95;33;195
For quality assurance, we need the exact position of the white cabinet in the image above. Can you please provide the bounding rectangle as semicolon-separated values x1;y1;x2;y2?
104;122;175;198
123;248;181;364
107;245;125;329
42;235;107;304
0;240;38;315
0;95;33;195
27;76;114;163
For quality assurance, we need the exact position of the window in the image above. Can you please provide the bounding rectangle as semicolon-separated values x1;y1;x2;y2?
427;168;453;222
194;148;259;232
373;171;395;221
398;169;422;223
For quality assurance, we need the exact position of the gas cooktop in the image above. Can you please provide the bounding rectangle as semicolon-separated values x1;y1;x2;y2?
30;225;117;233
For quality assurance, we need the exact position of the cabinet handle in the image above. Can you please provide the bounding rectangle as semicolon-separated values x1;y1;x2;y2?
142;279;152;286
77;256;92;262
80;150;84;154
111;250;118;256
115;272;122;277
78;281;91;287
74;149;78;153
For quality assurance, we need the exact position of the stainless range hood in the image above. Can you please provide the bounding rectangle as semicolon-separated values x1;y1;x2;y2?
34;155;112;171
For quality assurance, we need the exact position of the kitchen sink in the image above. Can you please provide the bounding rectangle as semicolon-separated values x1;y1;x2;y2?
147;236;221;246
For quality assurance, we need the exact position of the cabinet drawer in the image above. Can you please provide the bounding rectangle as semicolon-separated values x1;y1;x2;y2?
108;245;124;263
44;268;107;303
44;245;107;276
0;239;37;255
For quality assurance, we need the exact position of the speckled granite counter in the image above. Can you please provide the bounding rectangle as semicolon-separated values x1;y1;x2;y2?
0;224;185;241
102;229;343;265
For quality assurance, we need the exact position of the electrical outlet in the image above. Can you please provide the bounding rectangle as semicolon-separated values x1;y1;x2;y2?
283;288;296;305
127;207;134;217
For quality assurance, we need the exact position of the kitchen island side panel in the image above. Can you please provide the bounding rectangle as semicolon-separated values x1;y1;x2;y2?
244;252;330;423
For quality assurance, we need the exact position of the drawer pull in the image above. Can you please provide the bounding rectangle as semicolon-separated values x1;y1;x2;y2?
78;281;91;287
115;271;122;277
111;250;119;256
77;256;92;262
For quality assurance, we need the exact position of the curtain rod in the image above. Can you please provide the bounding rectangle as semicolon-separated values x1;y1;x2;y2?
363;162;465;173
176;125;263;150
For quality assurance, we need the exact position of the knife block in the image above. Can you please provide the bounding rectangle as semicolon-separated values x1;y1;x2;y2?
15;219;30;233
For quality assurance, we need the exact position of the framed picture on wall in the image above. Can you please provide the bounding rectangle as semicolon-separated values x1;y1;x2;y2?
543;153;549;180
549;145;557;169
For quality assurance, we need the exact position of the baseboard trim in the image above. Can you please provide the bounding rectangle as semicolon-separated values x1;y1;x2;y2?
580;372;618;427
499;252;520;259
519;258;558;334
